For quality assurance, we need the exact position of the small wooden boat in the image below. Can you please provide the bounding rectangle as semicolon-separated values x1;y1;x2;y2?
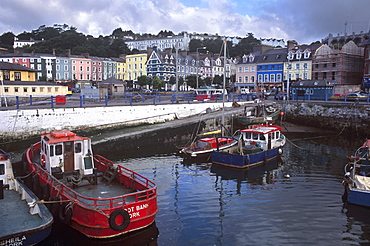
343;139;370;207
0;149;53;245
23;130;158;238
177;130;239;160
211;125;286;168
237;103;282;126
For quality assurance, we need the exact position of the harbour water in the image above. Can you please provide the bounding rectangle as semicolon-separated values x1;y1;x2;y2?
7;125;370;246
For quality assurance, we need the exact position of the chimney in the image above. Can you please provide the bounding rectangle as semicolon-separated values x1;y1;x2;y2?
287;40;298;49
66;49;71;57
52;49;56;56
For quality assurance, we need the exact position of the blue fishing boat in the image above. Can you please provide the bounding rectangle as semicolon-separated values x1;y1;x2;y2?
211;125;286;168
0;149;53;246
343;139;370;207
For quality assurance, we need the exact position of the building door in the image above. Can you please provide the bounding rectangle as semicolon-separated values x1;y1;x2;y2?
64;141;74;173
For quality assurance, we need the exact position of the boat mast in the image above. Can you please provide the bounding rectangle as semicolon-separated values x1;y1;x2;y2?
222;38;226;135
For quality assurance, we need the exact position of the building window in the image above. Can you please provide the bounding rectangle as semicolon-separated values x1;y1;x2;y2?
296;64;300;70
238;67;242;72
4;87;8;93
32;87;36;92
4;71;10;80
14;72;21;81
270;74;275;82
276;74;282;82
303;63;308;69
14;87;19;93
264;74;269;82
48;87;52;92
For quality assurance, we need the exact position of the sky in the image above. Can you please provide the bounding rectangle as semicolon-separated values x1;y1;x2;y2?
1;0;369;45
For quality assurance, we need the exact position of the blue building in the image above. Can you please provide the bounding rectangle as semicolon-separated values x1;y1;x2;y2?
290;79;333;100
256;48;287;90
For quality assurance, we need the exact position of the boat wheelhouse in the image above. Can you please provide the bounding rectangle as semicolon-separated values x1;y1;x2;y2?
24;130;158;238
211;125;286;168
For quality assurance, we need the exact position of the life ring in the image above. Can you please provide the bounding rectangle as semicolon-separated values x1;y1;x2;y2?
250;141;256;146
59;202;73;224
109;209;131;231
41;154;46;166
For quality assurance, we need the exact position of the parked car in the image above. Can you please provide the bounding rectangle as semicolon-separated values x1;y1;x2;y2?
249;92;259;100
345;93;368;100
274;92;287;100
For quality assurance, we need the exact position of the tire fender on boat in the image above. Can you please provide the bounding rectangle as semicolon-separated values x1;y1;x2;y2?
244;155;250;165
59;202;73;224
109;209;131;231
278;148;283;155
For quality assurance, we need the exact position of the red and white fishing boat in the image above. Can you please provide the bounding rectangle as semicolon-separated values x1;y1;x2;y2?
24;130;158;239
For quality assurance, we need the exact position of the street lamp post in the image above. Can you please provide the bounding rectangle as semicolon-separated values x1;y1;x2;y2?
196;47;206;89
175;42;181;102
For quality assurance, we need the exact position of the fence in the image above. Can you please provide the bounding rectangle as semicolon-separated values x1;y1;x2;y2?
0;92;255;110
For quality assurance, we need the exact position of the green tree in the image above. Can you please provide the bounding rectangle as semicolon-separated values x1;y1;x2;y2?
186;75;197;89
152;76;164;90
0;32;15;49
232;33;261;57
137;75;150;88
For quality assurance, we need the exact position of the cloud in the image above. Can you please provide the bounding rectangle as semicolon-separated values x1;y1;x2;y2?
0;0;368;45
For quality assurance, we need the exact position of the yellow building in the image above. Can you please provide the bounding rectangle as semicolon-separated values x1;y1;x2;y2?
0;61;68;97
114;57;126;81
125;53;148;82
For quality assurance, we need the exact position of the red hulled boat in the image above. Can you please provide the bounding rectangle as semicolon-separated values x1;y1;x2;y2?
24;130;158;238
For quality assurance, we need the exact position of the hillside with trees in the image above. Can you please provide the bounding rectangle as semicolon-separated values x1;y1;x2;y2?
0;24;264;58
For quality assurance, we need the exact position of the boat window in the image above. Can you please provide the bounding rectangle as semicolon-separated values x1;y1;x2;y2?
75;142;82;153
260;134;265;140
245;132;251;139
269;133;274;140
276;132;280;138
49;145;54;157
253;133;259;140
65;142;73;153
55;144;63;155
0;164;4;175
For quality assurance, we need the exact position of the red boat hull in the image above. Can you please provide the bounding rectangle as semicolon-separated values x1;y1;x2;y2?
25;142;158;238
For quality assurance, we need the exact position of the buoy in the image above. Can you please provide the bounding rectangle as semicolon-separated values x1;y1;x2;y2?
280;112;284;116
284;174;290;178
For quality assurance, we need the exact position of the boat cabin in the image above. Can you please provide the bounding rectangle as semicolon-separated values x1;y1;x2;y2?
0;150;14;190
40;131;94;176
194;86;226;101
197;137;234;149
240;125;283;151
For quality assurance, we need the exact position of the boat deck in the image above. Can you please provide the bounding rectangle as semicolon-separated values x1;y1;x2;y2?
0;189;53;239
62;175;137;200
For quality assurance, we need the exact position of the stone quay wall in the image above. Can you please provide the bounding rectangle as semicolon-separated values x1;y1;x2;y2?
0;101;244;142
283;102;370;137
